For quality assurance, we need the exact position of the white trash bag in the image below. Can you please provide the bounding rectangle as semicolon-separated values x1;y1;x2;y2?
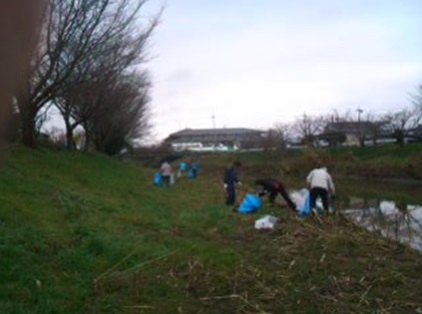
254;215;278;230
290;189;328;215
289;189;309;212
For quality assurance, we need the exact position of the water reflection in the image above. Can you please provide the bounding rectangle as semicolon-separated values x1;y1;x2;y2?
344;199;422;252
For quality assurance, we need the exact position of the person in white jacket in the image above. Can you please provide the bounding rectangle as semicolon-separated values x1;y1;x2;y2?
160;160;173;189
306;167;335;213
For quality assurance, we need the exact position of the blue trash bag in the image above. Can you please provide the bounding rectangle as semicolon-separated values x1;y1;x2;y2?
180;163;188;172
154;173;162;186
298;194;311;218
188;169;197;180
238;194;263;214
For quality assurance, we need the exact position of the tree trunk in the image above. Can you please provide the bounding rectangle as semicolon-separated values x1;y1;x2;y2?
398;135;405;148
66;129;74;150
94;131;107;153
372;137;377;146
82;122;92;152
21;108;37;148
64;119;74;151
395;130;405;148
17;85;38;148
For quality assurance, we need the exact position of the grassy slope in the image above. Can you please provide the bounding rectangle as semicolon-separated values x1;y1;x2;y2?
0;146;421;313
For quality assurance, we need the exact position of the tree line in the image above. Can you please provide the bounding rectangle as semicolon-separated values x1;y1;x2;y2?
266;87;422;149
5;0;159;155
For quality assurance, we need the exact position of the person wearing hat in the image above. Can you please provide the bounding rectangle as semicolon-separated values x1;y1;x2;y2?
306;167;335;213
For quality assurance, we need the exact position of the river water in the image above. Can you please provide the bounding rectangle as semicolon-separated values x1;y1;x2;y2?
343;199;422;252
336;178;422;252
290;178;422;252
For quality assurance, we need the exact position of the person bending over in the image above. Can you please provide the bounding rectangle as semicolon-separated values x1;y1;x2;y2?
255;179;296;211
306;167;335;213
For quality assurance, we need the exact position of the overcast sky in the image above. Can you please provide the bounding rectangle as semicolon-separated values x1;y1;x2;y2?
144;0;422;141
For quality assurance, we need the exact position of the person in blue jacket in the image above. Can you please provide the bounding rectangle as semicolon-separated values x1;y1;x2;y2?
224;161;242;206
189;159;200;180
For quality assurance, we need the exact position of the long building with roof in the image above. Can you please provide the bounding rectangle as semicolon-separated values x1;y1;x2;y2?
165;128;266;151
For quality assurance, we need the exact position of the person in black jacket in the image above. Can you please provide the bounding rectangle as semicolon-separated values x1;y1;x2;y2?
224;161;242;206
255;179;297;211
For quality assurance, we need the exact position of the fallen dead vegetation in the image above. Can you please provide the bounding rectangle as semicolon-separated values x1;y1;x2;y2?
93;211;422;313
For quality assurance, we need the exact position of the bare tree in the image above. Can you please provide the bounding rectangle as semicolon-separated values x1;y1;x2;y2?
84;72;151;155
17;0;159;148
56;2;159;150
54;16;156;151
318;110;348;147
363;112;386;146
293;114;324;147
411;85;422;122
383;107;419;147
273;122;292;147
318;109;385;147
325;109;353;124
263;122;291;151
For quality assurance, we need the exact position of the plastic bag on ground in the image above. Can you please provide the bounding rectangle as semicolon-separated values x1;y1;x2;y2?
238;194;263;214
180;162;188;172
154;173;162;186
255;215;278;230
170;173;176;186
299;194;312;218
290;189;309;211
291;188;327;217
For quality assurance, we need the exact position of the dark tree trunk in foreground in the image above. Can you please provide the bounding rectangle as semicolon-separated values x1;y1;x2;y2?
21;109;38;148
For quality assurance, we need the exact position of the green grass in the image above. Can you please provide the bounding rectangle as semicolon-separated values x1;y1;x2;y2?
0;145;421;313
325;143;422;159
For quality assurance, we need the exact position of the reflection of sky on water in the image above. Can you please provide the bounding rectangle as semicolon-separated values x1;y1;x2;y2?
344;200;422;252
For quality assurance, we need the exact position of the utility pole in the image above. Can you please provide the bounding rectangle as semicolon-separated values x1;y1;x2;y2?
211;114;216;151
357;108;363;122
357;108;364;147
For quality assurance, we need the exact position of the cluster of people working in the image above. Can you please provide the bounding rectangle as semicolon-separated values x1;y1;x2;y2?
223;160;335;216
156;157;200;188
156;155;335;217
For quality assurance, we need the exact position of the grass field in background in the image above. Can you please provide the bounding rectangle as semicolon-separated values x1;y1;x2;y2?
0;146;421;313
203;143;422;181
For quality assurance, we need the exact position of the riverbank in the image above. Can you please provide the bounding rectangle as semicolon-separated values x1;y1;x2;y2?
200;143;422;206
0;146;421;312
202;143;422;182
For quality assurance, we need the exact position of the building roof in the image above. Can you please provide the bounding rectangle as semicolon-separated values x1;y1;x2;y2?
324;121;377;134
169;128;263;137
